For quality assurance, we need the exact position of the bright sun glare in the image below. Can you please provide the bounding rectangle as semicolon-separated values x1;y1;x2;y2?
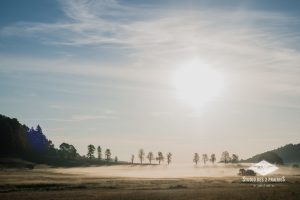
173;59;224;109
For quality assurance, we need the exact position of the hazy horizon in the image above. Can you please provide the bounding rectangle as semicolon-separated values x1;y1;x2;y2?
1;0;300;163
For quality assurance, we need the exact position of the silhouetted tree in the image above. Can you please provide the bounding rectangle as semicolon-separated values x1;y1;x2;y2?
167;152;172;165
0;115;29;157
147;152;154;164
210;153;216;164
138;149;145;164
27;126;48;152
202;154;209;164
193;153;200;165
97;146;102;160
87;144;95;159
231;154;239;163
105;149;111;161
47;140;56;157
59;142;69;157
47;140;55;151
68;145;77;159
131;154;135;164
60;143;77;159
114;156;118;163
36;125;42;134
156;152;164;164
221;151;231;163
0;116;17;156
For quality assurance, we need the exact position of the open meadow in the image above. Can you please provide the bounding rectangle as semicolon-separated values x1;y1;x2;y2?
1;164;299;200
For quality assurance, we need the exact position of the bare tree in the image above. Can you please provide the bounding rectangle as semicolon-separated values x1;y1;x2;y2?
147;152;154;164
167;152;172;165
131;154;135;164
221;151;231;164
97;146;102;160
231;154;239;163
156;152;164;164
210;153;216;164
193;153;200;165
105;149;111;161
138;149;145;164
202;154;209;165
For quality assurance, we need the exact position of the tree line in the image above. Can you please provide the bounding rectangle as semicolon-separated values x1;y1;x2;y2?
130;149;172;165
85;144;118;162
1;114;240;167
130;150;239;165
0;114;120;166
193;151;239;165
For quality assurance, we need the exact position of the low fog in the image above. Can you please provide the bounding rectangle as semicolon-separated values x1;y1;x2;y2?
48;163;299;178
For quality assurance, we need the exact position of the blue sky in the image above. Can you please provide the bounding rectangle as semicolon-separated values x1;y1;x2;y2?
1;0;300;162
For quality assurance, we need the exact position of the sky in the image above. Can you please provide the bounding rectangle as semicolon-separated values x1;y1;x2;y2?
0;0;300;163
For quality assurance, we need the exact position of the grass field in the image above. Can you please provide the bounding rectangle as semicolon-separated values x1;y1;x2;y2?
0;164;299;200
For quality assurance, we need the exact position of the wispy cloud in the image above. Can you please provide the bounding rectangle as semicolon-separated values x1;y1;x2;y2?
1;1;299;69
1;0;300;106
1;0;299;51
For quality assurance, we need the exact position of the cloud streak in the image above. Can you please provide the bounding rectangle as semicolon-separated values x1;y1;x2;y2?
1;1;300;69
1;0;300;107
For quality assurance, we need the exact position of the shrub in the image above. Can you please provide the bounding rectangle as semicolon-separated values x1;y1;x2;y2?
238;168;256;176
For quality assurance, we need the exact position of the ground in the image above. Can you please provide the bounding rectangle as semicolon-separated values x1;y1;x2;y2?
0;164;299;200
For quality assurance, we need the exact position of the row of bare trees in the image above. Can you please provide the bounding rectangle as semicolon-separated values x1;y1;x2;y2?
86;146;238;165
193;153;216;165
131;149;172;165
193;151;239;165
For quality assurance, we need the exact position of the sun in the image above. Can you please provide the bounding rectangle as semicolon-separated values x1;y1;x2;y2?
173;59;224;109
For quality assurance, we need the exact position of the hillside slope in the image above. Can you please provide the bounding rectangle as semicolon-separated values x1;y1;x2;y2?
245;143;300;164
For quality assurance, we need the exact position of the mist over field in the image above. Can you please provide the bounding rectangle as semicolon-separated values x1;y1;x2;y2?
52;164;241;178
0;163;299;200
48;163;299;178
